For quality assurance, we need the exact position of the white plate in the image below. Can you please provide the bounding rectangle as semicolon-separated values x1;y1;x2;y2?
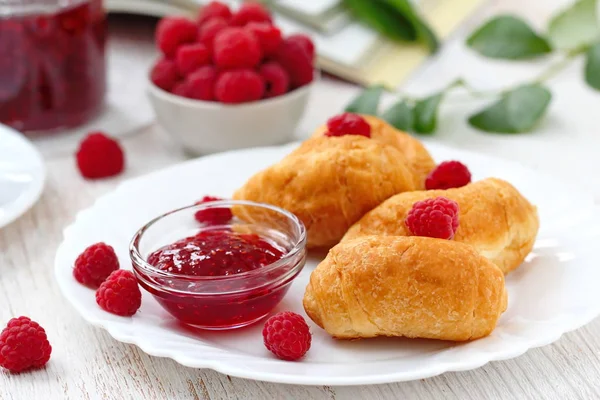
55;142;600;386
0;124;46;229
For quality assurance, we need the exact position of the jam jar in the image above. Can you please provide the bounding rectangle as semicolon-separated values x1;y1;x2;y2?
0;0;107;133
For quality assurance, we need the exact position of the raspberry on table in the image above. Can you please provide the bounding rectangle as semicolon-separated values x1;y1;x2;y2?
73;242;120;288
76;132;125;179
215;69;265;103
262;312;311;361
96;270;142;317
325;113;371;138
150;58;179;91
245;22;282;56
274;38;314;88
174;65;217;101
198;17;229;50
231;2;272;26
259;62;289;98
405;197;460;240
175;43;210;76
213;27;262;69
194;195;233;224
198;1;232;25
155;17;198;58
425;161;472;190
287;34;315;61
0;317;52;373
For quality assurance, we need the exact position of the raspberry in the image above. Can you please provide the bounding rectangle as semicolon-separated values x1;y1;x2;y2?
231;2;272;26
287;34;315;61
259;62;289;98
425;161;472;190
198;17;229;50
274;38;314;88
73;242;120;288
215;69;265;103
263;312;311;361
174;66;217;101
155;17;198;58
150;58;179;91
175;43;210;76
324;113;371;138
405;197;460;240
0;317;52;373
213;27;262;69
194;196;233;224
245;22;282;56
96;270;142;317
198;1;232;25
76;132;125;179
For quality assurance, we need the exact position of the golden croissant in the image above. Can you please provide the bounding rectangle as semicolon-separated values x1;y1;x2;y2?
303;236;507;341
343;178;539;274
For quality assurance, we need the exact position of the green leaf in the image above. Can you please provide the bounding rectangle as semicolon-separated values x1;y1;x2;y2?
467;15;552;59
345;85;385;115
468;85;552;133
548;0;600;50
381;100;413;131
413;93;443;134
378;0;440;51
343;0;417;42
585;43;600;90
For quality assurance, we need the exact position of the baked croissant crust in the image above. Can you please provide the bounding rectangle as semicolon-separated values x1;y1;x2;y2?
303;236;507;341
233;135;418;249
343;178;539;274
312;115;436;189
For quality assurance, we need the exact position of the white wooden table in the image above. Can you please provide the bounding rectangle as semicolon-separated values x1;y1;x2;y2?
3;0;600;398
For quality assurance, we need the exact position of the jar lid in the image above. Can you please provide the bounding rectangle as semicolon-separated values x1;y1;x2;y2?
0;0;90;17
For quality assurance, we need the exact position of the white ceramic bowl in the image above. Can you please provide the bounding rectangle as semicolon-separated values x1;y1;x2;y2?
147;73;315;155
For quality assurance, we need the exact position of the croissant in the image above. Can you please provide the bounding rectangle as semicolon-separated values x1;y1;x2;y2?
233;135;419;249
303;236;508;341
312;115;436;189
343;178;539;274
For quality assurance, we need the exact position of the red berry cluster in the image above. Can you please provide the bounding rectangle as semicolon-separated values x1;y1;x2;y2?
151;1;315;104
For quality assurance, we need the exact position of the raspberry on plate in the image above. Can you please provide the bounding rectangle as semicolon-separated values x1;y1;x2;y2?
76;132;125;179
150;58;179;91
425;161;472;190
263;312;311;361
73;242;120;287
194;195;233;224
174;65;217;101
259;62;289;98
287;34;315;61
175;43;210;76
155;17;197;58
325;113;371;138
96;270;142;317
0;317;52;373
274;38;314;88
405;197;460;240
231;2;272;26
213;27;262;69
198;1;232;25
245;22;282;56
198;17;229;50
215;69;265;103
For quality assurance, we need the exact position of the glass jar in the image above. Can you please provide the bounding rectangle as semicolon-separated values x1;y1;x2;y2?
0;0;107;133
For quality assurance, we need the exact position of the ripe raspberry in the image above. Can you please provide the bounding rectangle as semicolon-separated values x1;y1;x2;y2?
174;65;217;101
215;69;265;103
96;270;142;317
76;132;125;179
263;312;311;361
175;43;210;76
198;1;232;25
0;317;52;373
425;161;472;190
287;34;315;61
73;243;120;288
231;2;272;26
274;38;314;87
213;27;262;69
194;196;233;224
150;58;179;91
405;197;460;240
245;22;282;56
325;113;371;138
155;17;197;58
198;17;229;50
259;62;289;98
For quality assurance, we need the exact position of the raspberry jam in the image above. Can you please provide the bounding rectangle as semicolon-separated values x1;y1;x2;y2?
0;0;106;133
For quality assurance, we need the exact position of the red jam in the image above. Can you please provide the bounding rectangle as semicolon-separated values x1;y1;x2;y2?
0;0;106;133
139;230;296;329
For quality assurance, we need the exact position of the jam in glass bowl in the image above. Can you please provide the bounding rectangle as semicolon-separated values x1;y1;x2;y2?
130;200;307;330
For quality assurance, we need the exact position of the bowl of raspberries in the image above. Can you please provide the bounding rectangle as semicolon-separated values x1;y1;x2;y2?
148;1;317;155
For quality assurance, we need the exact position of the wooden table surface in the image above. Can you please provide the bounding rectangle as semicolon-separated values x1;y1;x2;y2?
3;0;600;399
